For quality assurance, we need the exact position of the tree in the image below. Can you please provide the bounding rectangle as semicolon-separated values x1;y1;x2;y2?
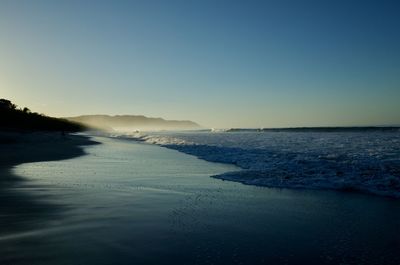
0;99;17;110
0;98;86;132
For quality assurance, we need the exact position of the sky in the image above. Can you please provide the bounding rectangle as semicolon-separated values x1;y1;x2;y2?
0;0;399;128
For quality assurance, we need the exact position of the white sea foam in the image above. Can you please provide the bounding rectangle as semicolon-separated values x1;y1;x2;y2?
120;131;400;198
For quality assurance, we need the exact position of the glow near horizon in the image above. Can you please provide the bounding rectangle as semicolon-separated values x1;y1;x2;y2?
0;0;399;128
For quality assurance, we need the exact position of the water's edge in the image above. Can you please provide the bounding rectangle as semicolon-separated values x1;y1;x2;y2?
113;132;400;199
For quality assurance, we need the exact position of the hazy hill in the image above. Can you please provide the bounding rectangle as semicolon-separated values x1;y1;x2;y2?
0;99;85;132
66;115;201;131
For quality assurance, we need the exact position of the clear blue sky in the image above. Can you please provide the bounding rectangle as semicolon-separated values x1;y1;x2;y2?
1;0;399;128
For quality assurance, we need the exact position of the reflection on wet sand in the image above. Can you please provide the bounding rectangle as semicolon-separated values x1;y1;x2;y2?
1;136;400;265
0;133;98;242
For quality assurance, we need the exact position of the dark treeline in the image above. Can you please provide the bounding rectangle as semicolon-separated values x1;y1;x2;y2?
0;99;86;132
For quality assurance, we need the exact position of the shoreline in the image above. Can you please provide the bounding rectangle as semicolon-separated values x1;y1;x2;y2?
125;132;400;199
0;131;99;238
3;135;400;265
0;131;99;168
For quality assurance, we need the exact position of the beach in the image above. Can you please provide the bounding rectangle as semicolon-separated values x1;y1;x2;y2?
0;132;98;249
0;131;97;166
1;134;400;265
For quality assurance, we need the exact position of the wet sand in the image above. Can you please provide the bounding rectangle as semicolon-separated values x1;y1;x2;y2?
0;132;98;243
1;135;400;265
0;131;98;167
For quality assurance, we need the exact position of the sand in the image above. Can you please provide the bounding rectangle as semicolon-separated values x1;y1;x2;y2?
0;131;99;235
3;136;400;265
0;131;98;168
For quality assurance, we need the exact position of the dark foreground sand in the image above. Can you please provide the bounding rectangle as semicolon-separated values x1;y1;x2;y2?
0;131;98;235
0;131;98;167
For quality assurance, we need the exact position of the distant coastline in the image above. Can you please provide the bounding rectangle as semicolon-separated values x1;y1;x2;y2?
225;126;400;133
66;114;201;131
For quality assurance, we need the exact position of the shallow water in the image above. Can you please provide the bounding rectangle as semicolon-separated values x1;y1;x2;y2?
139;131;400;197
2;136;400;265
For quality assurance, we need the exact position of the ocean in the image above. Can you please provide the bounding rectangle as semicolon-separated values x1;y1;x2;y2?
134;130;400;198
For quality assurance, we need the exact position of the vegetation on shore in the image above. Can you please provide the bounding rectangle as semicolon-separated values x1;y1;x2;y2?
0;99;86;132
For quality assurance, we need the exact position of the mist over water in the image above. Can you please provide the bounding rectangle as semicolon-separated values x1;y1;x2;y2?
66;115;201;131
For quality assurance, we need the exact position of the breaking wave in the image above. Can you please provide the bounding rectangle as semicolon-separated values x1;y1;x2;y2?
117;131;400;198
